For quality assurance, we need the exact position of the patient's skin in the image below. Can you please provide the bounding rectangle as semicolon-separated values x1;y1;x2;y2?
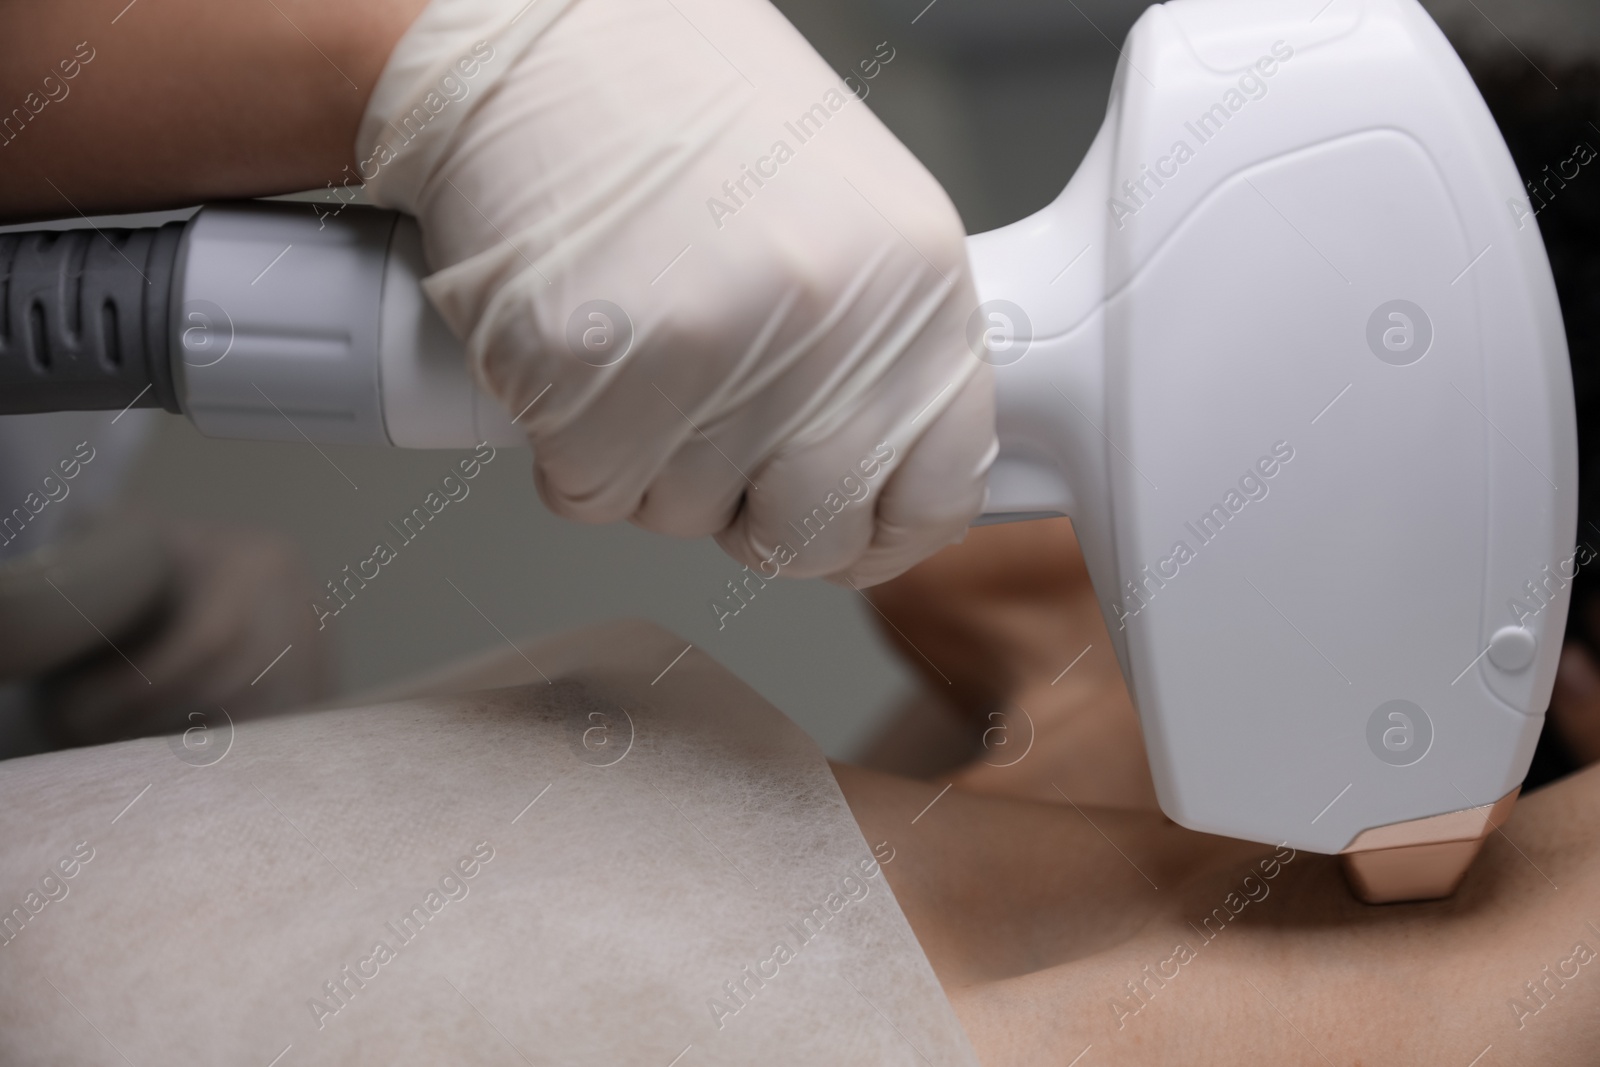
865;519;1159;811
835;761;1600;1066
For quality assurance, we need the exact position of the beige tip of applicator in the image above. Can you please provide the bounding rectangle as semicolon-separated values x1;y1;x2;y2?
1339;788;1521;904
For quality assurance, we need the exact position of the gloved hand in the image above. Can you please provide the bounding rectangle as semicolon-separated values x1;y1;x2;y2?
355;0;995;586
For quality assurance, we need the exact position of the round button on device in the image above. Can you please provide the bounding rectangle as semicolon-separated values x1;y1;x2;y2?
1486;626;1537;673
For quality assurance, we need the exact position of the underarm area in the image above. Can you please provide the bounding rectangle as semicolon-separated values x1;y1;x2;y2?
838;759;1600;1066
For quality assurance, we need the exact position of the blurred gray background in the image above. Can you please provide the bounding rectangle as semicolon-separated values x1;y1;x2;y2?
5;0;1594;758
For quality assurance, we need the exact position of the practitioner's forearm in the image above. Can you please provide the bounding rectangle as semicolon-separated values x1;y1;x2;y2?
0;0;427;221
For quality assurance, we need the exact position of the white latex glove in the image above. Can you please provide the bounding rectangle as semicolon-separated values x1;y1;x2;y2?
355;0;995;586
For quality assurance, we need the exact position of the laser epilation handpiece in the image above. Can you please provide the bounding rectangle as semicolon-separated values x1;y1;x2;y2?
0;0;1574;901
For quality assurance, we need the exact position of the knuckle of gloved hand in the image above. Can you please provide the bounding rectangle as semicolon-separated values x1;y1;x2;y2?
878;442;991;534
634;473;744;540
531;457;633;526
712;524;784;577
827;552;920;590
880;468;986;532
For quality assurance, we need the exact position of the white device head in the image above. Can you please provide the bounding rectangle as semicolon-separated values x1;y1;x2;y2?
973;0;1575;884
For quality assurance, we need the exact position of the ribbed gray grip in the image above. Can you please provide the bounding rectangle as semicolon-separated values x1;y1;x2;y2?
0;222;185;414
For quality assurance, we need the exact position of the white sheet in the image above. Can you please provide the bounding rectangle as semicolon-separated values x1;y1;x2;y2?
0;619;977;1065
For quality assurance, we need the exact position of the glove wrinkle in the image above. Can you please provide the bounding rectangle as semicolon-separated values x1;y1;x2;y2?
793;264;952;447
714;241;894;421
362;0;996;578
422;84;748;339
681;285;803;443
358;0;582;209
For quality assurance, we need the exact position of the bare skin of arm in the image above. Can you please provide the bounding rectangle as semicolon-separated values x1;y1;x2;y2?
863;518;1160;811
0;0;427;221
835;761;1600;1066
